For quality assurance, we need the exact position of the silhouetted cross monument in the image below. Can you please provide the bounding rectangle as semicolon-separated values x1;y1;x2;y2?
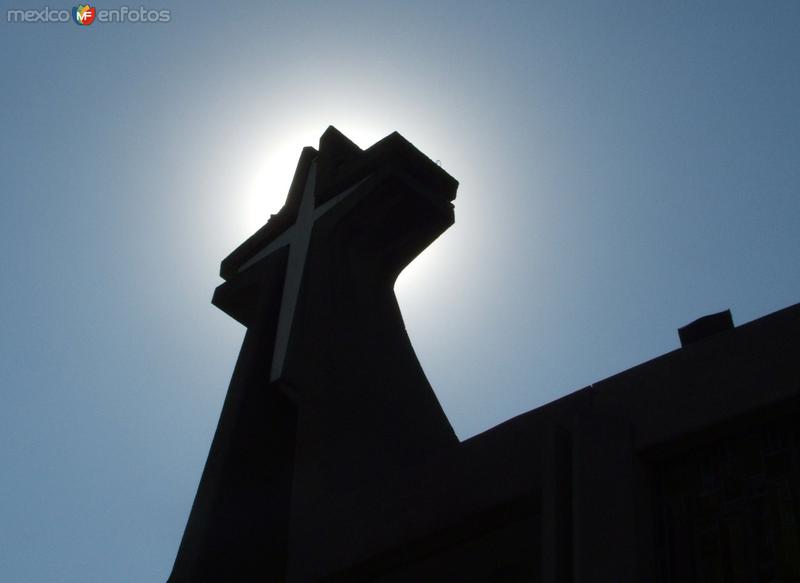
170;127;460;582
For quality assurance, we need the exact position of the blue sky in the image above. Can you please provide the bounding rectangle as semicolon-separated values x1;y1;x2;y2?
2;2;799;581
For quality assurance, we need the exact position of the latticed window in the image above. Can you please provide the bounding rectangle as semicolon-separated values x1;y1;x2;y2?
654;414;800;582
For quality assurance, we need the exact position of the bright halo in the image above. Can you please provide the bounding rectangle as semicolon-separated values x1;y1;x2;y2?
239;122;386;236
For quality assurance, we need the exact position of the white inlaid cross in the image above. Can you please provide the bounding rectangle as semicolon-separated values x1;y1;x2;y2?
238;159;371;381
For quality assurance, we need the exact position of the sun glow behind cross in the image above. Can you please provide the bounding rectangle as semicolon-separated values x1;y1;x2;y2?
234;121;459;307
239;122;384;236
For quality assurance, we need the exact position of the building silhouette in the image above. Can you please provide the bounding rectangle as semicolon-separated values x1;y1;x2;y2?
169;127;800;582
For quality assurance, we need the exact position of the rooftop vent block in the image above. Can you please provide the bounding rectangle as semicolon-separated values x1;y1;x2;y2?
678;309;734;347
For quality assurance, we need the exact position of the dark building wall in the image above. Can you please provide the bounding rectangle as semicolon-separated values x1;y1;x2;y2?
172;297;800;581
309;303;800;582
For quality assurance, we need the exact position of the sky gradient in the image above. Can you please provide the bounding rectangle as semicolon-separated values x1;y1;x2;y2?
2;2;799;581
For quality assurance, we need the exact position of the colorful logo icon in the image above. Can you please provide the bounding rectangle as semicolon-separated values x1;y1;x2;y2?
73;4;96;25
